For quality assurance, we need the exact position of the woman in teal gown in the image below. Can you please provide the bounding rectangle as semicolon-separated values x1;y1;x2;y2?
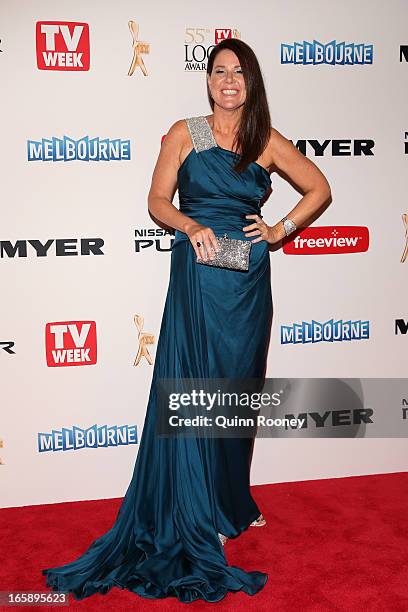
42;38;331;604
42;111;271;602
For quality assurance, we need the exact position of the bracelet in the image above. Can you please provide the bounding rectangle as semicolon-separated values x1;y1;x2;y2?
281;216;297;236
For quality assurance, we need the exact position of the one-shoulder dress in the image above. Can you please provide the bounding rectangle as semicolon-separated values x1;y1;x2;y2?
42;114;273;604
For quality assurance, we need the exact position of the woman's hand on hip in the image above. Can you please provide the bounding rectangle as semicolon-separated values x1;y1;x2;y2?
183;221;219;261
243;214;282;245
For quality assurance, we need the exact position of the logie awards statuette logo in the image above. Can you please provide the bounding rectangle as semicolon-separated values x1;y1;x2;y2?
134;314;155;365
128;21;149;76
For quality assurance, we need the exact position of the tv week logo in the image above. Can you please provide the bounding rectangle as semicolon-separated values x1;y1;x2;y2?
36;21;90;71
215;29;239;44
46;321;97;367
283;226;369;255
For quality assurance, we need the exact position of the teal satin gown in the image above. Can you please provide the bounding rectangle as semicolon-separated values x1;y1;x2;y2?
42;115;273;604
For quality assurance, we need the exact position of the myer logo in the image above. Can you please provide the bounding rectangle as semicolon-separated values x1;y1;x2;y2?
400;46;408;62
293;139;374;156
36;21;90;71
283;408;373;429
0;238;104;258
395;319;408;335
45;321;97;367
0;341;15;355
283;226;369;255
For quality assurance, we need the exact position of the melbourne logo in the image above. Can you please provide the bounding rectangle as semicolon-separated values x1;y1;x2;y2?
38;424;138;452
36;21;90;71
134;228;174;253
127;20;149;76
281;40;373;65
283;226;369;255
27;136;131;161
281;319;370;344
184;27;240;71
0;238;104;258
45;321;97;367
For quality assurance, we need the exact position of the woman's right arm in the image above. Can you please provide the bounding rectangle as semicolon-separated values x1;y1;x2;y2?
147;120;218;260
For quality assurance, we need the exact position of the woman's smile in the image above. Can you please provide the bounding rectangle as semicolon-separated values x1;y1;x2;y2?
221;89;240;96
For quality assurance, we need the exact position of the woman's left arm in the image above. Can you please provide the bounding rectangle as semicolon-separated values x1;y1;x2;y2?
244;127;332;244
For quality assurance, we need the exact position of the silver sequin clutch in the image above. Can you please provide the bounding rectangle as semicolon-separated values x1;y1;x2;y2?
196;233;252;271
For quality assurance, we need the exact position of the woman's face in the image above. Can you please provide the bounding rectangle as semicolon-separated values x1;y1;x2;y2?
207;49;246;111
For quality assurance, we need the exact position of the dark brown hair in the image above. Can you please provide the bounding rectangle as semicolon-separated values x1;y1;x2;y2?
206;38;271;174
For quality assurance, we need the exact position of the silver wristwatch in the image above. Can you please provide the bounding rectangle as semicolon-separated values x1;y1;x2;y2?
281;216;297;236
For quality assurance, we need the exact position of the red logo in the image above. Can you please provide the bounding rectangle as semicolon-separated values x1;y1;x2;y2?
45;321;97;367
215;29;236;44
36;21;90;71
283;226;369;255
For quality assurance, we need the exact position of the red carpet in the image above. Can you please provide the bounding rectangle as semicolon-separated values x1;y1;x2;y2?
1;472;408;611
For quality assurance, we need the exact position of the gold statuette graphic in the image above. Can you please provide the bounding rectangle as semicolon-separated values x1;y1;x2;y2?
134;314;155;365
0;438;4;465
128;21;150;76
401;214;408;263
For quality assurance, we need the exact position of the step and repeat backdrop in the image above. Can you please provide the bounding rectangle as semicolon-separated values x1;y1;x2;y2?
1;0;407;508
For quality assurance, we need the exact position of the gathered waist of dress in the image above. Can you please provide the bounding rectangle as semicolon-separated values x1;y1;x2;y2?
179;197;261;215
176;201;262;237
173;218;261;246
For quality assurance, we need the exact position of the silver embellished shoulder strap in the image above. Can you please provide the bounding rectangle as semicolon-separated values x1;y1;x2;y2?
185;115;217;153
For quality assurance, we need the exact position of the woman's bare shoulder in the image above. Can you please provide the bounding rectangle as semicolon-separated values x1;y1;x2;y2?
264;125;300;168
268;125;292;149
154;118;193;173
166;118;189;139
166;115;205;138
